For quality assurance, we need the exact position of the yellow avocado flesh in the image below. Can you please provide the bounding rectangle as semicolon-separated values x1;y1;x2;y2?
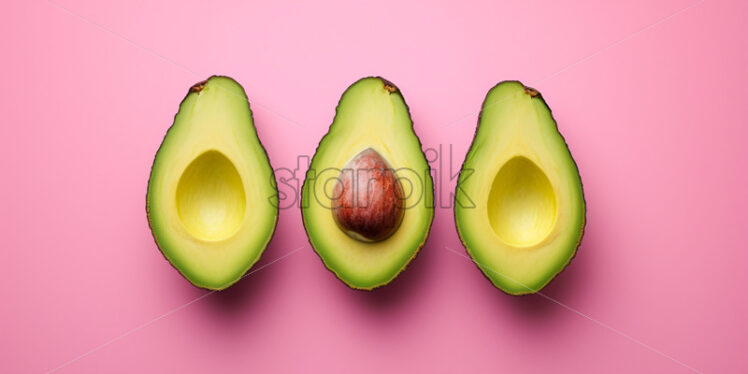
455;81;585;295
302;77;434;290
176;150;246;241
147;76;277;290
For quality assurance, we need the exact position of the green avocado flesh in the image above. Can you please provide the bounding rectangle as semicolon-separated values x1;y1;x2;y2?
147;76;278;290
301;77;434;290
455;81;585;295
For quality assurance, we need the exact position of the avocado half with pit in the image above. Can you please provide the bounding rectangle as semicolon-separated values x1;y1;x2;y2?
301;77;434;290
147;76;278;290
455;81;585;295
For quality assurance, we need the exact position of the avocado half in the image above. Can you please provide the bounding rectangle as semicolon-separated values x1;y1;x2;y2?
454;81;586;295
146;76;278;290
301;77;434;290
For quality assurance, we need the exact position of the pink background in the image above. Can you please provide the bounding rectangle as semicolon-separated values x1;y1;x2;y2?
2;0;747;372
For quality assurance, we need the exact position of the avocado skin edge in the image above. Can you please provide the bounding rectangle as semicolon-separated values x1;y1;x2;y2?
301;76;435;291
146;75;279;291
453;80;587;296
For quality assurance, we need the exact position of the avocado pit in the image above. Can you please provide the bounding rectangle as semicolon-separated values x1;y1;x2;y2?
332;148;404;242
